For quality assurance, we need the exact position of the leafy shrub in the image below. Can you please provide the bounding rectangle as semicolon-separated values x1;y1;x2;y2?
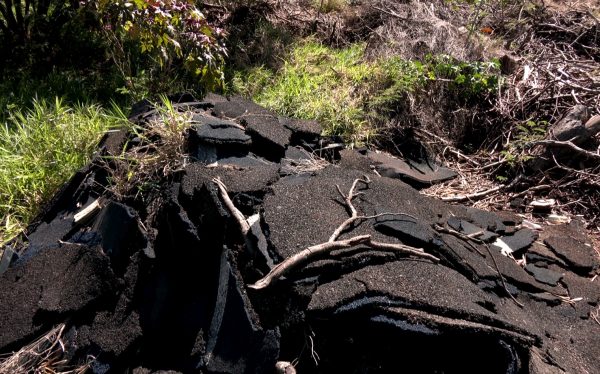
85;0;227;95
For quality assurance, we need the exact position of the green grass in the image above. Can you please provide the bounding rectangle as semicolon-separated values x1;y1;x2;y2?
232;41;378;144
231;39;500;145
0;98;129;245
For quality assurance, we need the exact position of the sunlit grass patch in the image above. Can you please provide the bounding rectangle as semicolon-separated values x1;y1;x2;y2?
0;98;128;245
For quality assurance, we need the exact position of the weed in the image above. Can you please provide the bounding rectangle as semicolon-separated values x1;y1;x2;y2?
231;39;501;145
501;119;549;166
0;98;128;245
314;0;348;13
106;95;191;200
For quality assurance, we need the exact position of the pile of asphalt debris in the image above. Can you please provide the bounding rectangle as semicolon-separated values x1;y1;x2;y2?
0;94;598;374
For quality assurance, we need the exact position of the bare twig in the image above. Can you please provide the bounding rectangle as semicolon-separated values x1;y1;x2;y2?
0;324;90;374
434;223;524;308
441;175;523;202
248;235;371;289
531;139;600;161
213;177;250;236
249;177;439;289
329;176;417;241
248;234;439;289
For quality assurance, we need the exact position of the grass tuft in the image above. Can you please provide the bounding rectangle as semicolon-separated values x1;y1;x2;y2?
232;39;500;146
0;98;129;245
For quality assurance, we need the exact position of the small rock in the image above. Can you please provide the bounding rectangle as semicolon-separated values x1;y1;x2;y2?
493;229;537;254
367;151;457;188
547;214;570;224
529;199;555;213
525;264;563;286
544;236;598;274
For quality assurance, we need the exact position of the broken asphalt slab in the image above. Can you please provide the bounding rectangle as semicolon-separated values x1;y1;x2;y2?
1;94;599;374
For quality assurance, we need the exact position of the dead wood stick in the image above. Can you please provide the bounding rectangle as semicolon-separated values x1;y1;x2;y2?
531;139;600;161
330;177;416;241
248;235;439;290
434;224;485;257
367;240;440;262
329;176;370;242
213;177;250;236
248;235;372;290
329;212;416;243
73;198;102;224
441;175;523;203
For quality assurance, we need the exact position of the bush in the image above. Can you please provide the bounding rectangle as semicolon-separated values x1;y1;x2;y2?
85;0;228;96
0;99;128;245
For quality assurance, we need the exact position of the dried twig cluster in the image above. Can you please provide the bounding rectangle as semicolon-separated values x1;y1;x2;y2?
0;324;90;374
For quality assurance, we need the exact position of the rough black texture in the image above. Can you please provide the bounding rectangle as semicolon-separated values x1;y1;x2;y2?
0;244;117;351
544;236;598;274
1;95;599;374
367;151;457;187
243;114;292;161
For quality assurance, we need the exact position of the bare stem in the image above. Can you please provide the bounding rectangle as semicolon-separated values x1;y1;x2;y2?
213;177;250;236
248;235;440;290
248;235;372;290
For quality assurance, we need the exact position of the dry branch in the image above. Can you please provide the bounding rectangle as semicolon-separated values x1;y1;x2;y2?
211;176;438;290
248;177;439;289
441;175;523;203
531;139;600;161
248;235;439;290
0;324;89;374
213;177;250;236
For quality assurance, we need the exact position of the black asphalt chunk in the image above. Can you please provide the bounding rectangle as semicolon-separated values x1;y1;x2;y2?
492;252;558;293
243;114;292;161
4;95;600;374
367;151;457;187
447;217;498;242
308;260;536;340
264;166;449;259
182;160;279;198
467;207;513;233
0;244;117;350
192;119;251;146
438;234;498;281
85;201;146;274
212;96;271;118
337;149;373;174
544;236;598;274
279;117;322;144
202;92;228;103
495;229;537;254
99;129;128;156
284;146;312;160
203;257;279;373
561;272;599;305
525;243;566;267
78;309;142;357
561;272;600;318
374;212;436;247
524;264;564;286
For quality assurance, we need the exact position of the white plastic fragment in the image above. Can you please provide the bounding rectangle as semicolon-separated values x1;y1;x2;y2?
275;361;297;374
73;199;102;224
493;238;514;257
547;214;570;224
529;199;555;209
522;220;543;230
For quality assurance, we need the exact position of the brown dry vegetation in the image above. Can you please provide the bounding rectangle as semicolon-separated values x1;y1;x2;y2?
217;0;600;230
